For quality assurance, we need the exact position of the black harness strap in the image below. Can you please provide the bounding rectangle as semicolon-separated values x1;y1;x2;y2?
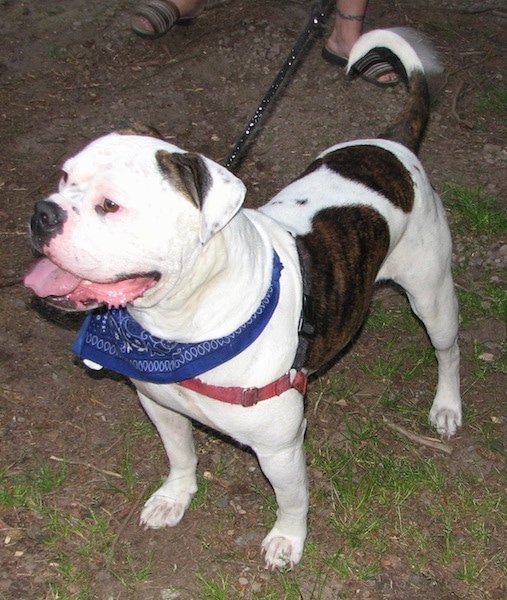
292;238;315;370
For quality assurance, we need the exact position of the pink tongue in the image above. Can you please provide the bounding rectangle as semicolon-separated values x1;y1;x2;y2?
24;257;158;309
24;258;82;298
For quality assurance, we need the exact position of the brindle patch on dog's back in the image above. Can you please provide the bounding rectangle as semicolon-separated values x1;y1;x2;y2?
298;205;390;371
304;145;415;213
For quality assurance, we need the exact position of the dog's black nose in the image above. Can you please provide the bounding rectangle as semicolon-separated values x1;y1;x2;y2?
30;200;67;249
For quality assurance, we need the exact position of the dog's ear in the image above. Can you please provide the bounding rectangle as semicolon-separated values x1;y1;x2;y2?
156;150;246;244
160;152;211;209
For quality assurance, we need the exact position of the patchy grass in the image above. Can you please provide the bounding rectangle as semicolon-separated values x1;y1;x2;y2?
187;406;506;599
477;85;507;119
443;183;507;236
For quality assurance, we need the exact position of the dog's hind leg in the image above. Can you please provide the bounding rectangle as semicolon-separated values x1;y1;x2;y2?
396;268;461;439
137;392;198;529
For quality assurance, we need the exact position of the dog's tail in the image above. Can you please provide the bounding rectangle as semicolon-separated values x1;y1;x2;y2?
347;28;442;155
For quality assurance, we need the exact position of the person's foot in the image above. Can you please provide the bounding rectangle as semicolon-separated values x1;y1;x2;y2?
323;37;399;86
131;0;206;39
324;32;356;66
323;30;398;86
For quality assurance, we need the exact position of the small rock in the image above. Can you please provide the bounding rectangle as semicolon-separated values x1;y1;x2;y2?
161;588;181;600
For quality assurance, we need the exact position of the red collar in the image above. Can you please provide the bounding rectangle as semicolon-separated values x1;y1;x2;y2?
178;370;308;407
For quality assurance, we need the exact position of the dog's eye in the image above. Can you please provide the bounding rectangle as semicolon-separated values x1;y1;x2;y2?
102;199;120;213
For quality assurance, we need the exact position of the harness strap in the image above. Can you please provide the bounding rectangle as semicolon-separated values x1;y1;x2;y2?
178;369;308;407
292;238;315;369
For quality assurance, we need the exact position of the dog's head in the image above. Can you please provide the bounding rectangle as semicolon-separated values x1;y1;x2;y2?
24;131;246;311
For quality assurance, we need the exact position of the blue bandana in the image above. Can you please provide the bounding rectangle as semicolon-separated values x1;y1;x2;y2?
72;252;283;383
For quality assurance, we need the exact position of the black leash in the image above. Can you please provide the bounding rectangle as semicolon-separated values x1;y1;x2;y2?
223;0;335;170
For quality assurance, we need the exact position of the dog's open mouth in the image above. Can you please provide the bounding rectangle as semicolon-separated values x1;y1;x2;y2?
24;257;160;311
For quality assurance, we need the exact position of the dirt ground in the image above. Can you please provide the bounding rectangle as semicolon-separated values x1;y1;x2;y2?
0;0;506;598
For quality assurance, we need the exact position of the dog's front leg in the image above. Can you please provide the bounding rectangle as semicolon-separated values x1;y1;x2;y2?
253;416;309;570
137;391;198;529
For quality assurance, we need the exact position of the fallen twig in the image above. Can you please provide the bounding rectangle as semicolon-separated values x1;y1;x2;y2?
50;455;122;478
438;48;494;97
382;417;453;455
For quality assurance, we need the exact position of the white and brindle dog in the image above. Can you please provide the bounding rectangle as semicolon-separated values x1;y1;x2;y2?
25;29;461;569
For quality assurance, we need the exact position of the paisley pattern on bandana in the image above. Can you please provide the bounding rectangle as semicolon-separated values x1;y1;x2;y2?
72;252;283;383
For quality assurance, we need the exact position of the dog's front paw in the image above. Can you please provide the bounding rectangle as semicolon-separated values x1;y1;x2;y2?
140;490;193;529
261;531;304;571
429;404;462;439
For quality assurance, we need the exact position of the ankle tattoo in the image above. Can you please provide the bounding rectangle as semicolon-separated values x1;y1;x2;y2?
336;8;365;21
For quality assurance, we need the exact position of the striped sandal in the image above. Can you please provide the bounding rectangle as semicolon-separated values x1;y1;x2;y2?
131;0;230;40
349;48;401;87
322;45;400;88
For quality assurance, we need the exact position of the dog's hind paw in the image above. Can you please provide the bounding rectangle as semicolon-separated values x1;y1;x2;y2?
140;492;191;529
429;405;462;439
261;533;304;571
